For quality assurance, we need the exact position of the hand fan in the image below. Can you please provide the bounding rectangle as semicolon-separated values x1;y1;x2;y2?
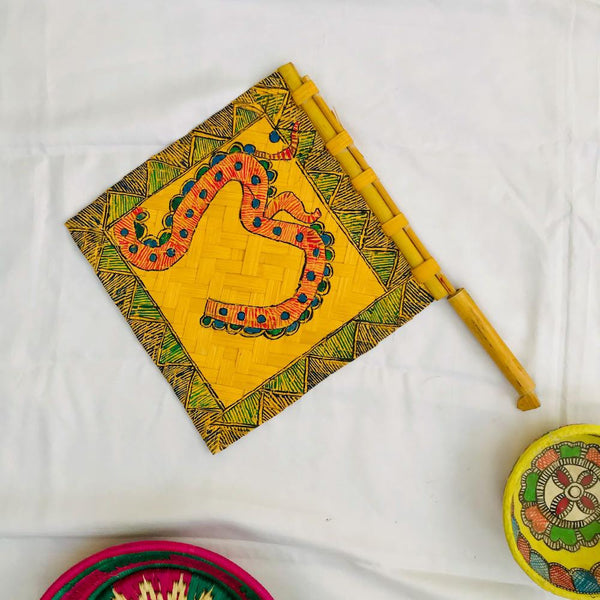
66;62;539;453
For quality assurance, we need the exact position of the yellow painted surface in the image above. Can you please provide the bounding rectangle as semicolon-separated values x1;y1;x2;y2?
108;117;385;406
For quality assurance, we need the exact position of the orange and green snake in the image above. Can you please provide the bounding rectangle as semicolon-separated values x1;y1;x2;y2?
113;123;334;338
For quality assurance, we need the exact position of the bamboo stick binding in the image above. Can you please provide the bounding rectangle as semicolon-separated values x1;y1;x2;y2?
448;289;540;411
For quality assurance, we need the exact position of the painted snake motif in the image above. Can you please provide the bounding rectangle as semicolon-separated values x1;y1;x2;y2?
113;123;334;337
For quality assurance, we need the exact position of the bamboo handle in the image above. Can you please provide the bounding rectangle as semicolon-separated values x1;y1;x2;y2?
447;288;540;411
277;64;539;412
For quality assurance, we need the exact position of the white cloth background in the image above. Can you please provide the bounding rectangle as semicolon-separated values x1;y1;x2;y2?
1;0;599;597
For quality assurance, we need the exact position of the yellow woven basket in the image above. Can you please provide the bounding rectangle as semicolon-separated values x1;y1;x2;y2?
504;424;600;598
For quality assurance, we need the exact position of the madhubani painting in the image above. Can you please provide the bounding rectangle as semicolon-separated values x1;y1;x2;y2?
66;70;433;453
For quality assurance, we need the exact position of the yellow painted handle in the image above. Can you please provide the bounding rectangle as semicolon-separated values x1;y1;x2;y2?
447;288;540;410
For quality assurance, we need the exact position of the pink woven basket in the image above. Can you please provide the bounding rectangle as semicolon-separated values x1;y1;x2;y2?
41;540;274;599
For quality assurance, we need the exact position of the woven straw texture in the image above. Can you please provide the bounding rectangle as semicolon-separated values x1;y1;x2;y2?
65;69;433;453
41;540;273;599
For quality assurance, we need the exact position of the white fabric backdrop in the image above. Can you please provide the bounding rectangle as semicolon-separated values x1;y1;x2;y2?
1;0;599;597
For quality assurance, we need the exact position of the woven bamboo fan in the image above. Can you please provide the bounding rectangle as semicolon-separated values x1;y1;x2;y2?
66;62;540;453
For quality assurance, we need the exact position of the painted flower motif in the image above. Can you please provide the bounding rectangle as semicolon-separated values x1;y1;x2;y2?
550;465;598;518
111;573;213;600
520;441;600;551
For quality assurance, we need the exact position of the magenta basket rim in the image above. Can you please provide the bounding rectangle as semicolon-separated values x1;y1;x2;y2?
41;539;274;599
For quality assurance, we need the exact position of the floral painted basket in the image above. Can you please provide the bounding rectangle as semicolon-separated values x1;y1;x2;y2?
504;424;600;598
40;541;273;600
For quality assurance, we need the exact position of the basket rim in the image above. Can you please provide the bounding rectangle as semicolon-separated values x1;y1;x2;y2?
41;539;274;600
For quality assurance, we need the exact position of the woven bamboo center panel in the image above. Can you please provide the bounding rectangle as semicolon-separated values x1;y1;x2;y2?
66;70;433;453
